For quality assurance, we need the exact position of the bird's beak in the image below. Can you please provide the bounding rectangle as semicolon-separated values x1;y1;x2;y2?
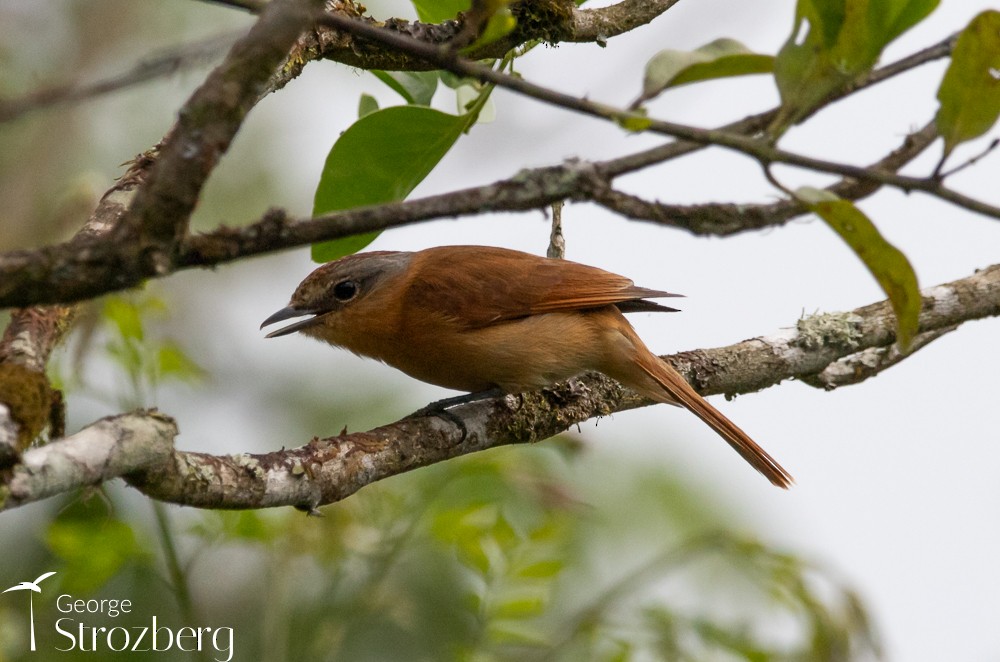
260;306;326;338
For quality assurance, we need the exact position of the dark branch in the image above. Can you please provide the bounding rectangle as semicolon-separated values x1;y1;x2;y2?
121;0;318;266
569;0;681;42
591;121;940;236
282;0;664;76
0;17;968;309
0;118;963;308
316;12;1000;222
196;0;269;12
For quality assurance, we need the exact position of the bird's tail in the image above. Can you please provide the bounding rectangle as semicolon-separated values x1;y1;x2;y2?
603;317;793;488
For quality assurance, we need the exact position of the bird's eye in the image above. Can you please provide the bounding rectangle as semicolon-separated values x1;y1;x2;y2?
333;280;358;301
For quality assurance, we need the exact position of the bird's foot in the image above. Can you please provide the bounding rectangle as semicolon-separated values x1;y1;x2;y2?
405;388;504;442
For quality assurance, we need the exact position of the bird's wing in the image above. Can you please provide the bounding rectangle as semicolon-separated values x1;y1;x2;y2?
407;246;681;328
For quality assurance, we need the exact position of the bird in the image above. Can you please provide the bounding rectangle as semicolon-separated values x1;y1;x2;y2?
261;245;792;488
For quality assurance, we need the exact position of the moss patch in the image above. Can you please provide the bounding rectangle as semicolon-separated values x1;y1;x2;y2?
0;362;55;452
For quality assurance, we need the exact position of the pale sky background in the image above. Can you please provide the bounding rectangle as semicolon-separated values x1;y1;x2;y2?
5;0;1000;659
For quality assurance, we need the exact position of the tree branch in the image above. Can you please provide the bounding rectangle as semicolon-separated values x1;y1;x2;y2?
0;156;150;463
317;12;1000;222
0;32;242;124
282;0;670;77
590;121;940;236
1;411;178;510
0;20;964;309
5;264;997;511
121;0;319;270
569;0;681;43
0;118;950;308
196;0;269;12
798;326;956;390
0;0;317;466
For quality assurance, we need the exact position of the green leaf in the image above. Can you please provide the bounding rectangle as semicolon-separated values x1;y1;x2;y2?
485;622;549;646
156;341;205;383
47;518;146;594
411;0;469;23
358;93;379;118
103;298;145;342
515;559;564;579
935;11;1000;158
882;0;943;43
311;105;476;262
455;83;496;121
637;39;775;106
492;593;547;619
438;70;467;89
797;187;920;349
616;113;652;132
371;70;439;106
774;0;939;129
190;511;279;543
462;7;517;52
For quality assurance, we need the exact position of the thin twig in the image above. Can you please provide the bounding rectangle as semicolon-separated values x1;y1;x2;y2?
548;201;566;258
938;138;1000;179
0;32;242;123
196;0;268;12
590;122;938;235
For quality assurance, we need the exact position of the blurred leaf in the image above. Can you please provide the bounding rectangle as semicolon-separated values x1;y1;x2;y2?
103;297;145;342
411;0;470;23
46;513;147;594
493;591;547;619
190;510;280;544
95;293;205;407
463;7;517;51
636;38;774;106
371;70;439;106
439;70;468;89
797;187;920;349
603;639;636;662
690;618;773;660
357;93;379;118
774;0;939;128
936;10;1000;158
516;559;564;579
616;113;652;132
104;337;142;380
485;622;549;646
311;105;478;262
156;341;205;383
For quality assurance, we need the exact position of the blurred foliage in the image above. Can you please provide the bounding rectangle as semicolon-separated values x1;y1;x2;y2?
50;291;205;411
1;445;881;661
